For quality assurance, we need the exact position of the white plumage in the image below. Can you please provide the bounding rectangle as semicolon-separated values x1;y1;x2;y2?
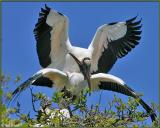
91;73;125;90
11;67;127;97
11;62;156;122
34;5;142;78
10;5;157;122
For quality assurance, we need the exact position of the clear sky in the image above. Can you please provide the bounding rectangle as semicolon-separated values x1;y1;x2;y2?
2;2;159;123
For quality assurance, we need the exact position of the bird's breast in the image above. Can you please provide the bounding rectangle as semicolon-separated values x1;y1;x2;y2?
66;73;87;95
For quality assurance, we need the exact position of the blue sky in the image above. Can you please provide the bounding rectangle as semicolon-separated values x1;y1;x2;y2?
2;2;159;123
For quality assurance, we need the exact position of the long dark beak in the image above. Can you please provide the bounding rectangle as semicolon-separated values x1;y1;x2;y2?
69;53;91;90
84;68;91;91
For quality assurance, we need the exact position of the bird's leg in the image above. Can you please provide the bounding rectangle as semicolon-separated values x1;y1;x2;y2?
59;98;73;117
67;105;73;117
59;88;74;117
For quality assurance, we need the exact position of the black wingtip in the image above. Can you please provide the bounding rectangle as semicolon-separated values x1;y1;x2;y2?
41;7;45;12
150;113;157;122
108;22;118;25
45;4;50;10
41;4;50;14
34;4;51;40
139;98;157;122
57;11;64;16
132;19;142;26
127;15;138;23
139;24;143;29
7;87;22;107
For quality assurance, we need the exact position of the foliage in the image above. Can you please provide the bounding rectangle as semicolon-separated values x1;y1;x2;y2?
0;74;159;127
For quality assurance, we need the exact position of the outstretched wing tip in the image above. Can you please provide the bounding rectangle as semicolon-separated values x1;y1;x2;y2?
8;73;42;105
126;15;137;23
126;14;142;23
127;17;142;28
7;87;22;107
91;15;143;74
45;4;50;10
33;4;51;34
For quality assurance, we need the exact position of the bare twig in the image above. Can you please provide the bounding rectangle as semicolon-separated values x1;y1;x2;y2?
29;87;38;113
98;91;103;105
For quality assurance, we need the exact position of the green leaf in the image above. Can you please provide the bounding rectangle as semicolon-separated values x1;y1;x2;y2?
0;89;3;96
21;123;28;128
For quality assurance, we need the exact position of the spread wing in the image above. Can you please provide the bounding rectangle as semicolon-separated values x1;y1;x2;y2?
33;5;71;69
88;16;142;73
90;73;157;122
10;68;67;104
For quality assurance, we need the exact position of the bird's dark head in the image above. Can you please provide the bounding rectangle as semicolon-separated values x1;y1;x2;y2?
69;53;91;90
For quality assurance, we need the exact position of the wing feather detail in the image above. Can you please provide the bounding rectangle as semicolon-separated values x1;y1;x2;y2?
89;16;142;73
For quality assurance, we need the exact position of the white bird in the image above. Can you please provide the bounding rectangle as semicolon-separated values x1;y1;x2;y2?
32;5;142;87
10;4;156;122
11;53;156;122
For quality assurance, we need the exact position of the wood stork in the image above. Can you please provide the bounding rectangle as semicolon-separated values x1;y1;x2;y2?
10;4;157;122
11;53;156;122
32;5;142;87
